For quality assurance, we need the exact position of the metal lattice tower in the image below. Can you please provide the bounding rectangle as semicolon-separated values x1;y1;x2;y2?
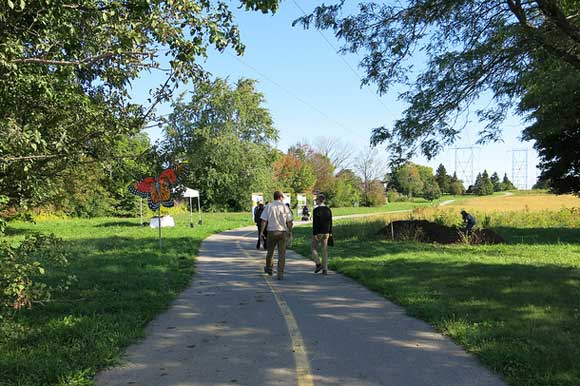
510;148;529;190
453;146;478;187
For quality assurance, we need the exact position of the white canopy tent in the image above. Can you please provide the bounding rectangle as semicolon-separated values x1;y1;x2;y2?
182;187;202;226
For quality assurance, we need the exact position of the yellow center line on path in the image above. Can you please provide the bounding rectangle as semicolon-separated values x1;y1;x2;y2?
237;231;315;386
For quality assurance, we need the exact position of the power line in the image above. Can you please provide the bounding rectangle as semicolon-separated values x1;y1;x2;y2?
290;0;396;119
230;53;356;136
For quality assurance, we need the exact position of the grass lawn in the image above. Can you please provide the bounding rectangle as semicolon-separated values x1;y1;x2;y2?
291;212;580;386
0;213;252;386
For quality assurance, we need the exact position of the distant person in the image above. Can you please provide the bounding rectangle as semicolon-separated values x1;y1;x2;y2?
260;191;294;279
301;205;310;221
312;194;333;275
461;210;476;235
253;202;265;250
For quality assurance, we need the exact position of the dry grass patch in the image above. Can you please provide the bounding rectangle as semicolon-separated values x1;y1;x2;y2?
446;193;579;212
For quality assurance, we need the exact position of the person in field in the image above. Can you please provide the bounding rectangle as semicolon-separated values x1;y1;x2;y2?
461;210;476;235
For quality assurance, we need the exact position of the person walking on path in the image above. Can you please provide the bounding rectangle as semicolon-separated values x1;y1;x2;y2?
260;191;293;279
253;202;265;250
312;193;333;275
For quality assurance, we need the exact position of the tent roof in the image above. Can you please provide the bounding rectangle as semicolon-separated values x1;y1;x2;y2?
182;187;200;198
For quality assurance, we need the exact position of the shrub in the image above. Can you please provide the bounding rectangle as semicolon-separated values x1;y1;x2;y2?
387;190;408;202
1;234;73;318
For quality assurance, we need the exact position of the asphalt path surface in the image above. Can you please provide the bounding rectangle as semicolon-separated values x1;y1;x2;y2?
96;226;507;386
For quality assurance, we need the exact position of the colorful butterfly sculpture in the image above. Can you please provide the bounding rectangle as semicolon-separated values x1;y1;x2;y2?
128;164;187;210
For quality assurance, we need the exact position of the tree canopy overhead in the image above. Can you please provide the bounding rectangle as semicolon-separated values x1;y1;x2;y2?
0;0;280;209
295;1;580;190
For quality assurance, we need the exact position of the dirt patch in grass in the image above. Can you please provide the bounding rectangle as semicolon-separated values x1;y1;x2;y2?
378;220;504;244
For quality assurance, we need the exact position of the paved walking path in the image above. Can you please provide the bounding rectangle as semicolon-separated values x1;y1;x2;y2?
96;226;506;386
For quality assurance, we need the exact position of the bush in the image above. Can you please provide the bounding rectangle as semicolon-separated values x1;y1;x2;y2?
387;190;408;202
1;234;73;318
423;179;442;201
363;180;387;207
449;181;465;195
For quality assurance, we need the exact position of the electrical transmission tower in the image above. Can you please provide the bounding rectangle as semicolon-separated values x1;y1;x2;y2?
453;146;478;187
510;148;529;190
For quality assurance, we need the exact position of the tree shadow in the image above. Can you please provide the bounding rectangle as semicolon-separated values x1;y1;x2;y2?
2;226;45;238
94;221;145;228
494;226;580;244
329;258;580;386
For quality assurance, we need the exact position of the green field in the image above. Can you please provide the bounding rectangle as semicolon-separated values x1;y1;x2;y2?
2;193;580;386
291;208;580;386
0;213;252;386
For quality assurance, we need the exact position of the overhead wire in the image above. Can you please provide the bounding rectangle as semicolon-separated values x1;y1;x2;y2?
290;0;397;119
229;53;356;136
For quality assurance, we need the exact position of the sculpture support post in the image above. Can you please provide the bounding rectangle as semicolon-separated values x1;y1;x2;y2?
158;206;162;249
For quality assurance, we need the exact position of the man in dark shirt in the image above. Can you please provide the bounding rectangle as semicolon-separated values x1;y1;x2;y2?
253;202;265;249
461;210;476;235
312;194;333;275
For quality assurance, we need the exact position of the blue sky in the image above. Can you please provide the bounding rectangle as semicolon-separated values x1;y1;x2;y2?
129;1;539;188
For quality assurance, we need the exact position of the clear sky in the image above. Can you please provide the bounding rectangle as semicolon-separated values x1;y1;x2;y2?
130;0;540;189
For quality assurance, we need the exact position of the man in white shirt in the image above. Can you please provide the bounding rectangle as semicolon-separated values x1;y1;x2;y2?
260;191;294;279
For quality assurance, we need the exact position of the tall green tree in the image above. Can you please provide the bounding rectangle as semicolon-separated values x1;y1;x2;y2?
423;177;442;201
473;170;495;195
449;172;465;195
435;164;451;194
490;172;502;192
0;0;279;210
161;78;278;210
328;169;362;207
520;57;580;194
395;163;424;198
296;1;580;184
502;173;517;191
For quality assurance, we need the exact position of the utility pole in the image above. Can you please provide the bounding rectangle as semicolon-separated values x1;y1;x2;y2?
453;146;478;187
509;148;529;189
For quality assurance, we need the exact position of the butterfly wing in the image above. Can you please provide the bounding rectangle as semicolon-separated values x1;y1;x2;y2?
158;168;177;185
128;177;156;198
148;182;174;210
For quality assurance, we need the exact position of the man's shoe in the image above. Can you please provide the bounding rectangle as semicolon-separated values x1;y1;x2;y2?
277;274;284;280
264;266;273;276
314;264;323;273
322;270;328;275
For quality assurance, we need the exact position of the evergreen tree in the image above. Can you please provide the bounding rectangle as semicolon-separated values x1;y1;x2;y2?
473;171;494;195
502;173;517;191
448;172;465;195
435;164;451;194
490;172;502;192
